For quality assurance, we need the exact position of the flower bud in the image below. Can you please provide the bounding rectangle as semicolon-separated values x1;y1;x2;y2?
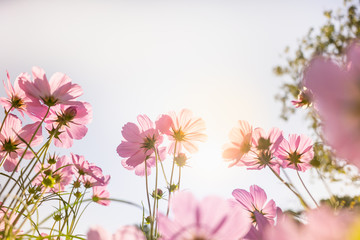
175;153;188;167
151;189;163;199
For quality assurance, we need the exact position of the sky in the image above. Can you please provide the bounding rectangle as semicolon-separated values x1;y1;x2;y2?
0;0;353;236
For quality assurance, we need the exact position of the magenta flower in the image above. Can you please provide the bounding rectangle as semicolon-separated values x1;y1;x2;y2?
245;127;283;174
231;185;278;226
156;109;207;154
117;115;163;176
222;120;253;167
0;114;42;172
276;134;314;172
304;42;360;169
45;102;92;148
157;191;251;240
92;186;110;206
19;66;83;107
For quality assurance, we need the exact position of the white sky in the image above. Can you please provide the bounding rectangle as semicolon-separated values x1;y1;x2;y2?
0;0;354;237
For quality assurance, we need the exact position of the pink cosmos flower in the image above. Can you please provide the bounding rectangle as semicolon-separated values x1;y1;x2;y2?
0;72;32;117
71;153;110;187
291;87;312;108
222;120;253;167
231;185;278;226
304;42;360;169
87;225;146;240
33;155;74;192
245;127;284;174
44;102;92;148
0;114;42;172
157;191;251;240
113;226;146;240
264;206;355;240
156;109;207;154
19;66;83;107
117;115;164;176
92;186;110;206
276;134;314;172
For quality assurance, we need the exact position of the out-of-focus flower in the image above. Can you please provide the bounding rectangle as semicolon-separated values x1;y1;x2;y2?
231;185;278;226
156;109;207;154
304;42;360;169
33;155;74;192
87;225;146;240
0;114;42;172
245;127;283;174
113;226;146;240
117;115;164;176
45;102;92;148
264;206;356;240
291;87;313;108
276;134;314;172
87;226;111;240
19;66;83;108
157;191;251;240
222;120;253;167
92;186;110;206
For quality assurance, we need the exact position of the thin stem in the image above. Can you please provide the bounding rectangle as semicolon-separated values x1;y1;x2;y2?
178;167;182;190
144;158;153;238
0;106;13;133
150;148;159;239
159;160;169;185
166;141;178;216
296;170;319;208
316;168;337;207
268;165;309;209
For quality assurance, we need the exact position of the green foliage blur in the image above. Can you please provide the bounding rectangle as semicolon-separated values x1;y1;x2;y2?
274;0;360;184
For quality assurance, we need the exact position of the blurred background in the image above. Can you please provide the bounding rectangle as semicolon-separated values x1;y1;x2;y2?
0;0;351;236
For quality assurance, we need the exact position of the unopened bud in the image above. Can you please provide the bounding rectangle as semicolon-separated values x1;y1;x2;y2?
151;189;163;199
175;153;187;167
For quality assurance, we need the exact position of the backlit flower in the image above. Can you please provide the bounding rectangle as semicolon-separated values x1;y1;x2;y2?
92;186;110;206
231;185;278;226
222;120;253;167
45;102;92;148
0;114;42;172
157;191;251;240
19;66;83;107
117;115;163;176
276;134;314;172
156;109;207;154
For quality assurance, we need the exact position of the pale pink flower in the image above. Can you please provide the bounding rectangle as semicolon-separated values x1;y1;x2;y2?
87;225;146;240
117;115;163;176
245;127;283;174
291;87;312;109
264;206;355;240
92;186;110;206
276;134;314;172
0;71;33;117
0;114;42;172
87;226;111;240
231;185;278;226
19;66;83;107
157;191;251;240
33;155;74;192
71;153;110;187
113;226;146;240
156;109;207;154
304;42;360;169
45;102;92;148
222;120;253;167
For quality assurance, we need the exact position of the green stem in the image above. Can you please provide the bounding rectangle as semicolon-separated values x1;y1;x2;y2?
150;148;159;239
296;170;319;208
166;141;178;216
268;165;309;209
